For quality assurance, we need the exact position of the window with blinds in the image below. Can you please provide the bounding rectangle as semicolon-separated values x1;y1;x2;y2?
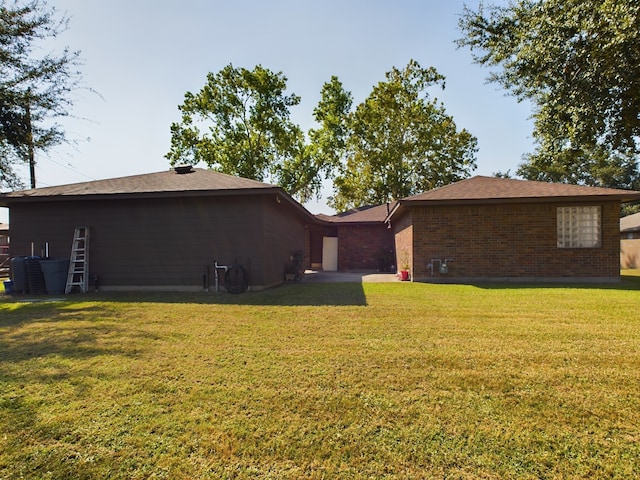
557;206;601;248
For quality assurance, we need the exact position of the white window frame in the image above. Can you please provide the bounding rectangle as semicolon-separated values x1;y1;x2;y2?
557;206;601;248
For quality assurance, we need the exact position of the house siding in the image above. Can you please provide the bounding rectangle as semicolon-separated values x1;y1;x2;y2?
403;201;621;282
336;224;394;272
261;196;307;286
393;211;413;273
8;193;305;290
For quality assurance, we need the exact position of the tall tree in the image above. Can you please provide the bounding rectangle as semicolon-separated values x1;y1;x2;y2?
322;60;477;212
307;76;353;175
458;0;640;189
286;76;354;203
166;64;318;201
0;0;83;189
275;78;353;203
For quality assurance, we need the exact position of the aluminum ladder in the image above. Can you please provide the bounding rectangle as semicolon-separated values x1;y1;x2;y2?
65;226;90;294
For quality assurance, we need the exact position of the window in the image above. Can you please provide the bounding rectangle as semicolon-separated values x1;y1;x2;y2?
557;206;601;248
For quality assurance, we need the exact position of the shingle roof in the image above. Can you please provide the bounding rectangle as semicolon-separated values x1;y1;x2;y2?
315;176;640;225
621;212;640;233
403;176;640;204
0;168;277;203
318;201;398;224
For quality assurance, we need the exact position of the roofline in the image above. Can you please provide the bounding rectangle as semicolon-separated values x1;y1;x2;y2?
386;194;640;223
0;186;286;205
405;194;640;205
317;218;388;226
6;191;635;206
276;190;330;225
0;183;332;227
310;215;337;227
385;201;402;223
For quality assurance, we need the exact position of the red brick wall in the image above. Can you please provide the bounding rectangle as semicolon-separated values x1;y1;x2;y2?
337;224;395;271
403;201;621;281
393;211;413;273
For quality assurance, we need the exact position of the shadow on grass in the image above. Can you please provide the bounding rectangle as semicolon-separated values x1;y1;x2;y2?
468;275;640;291
3;273;638;307
1;282;370;307
239;281;369;306
0;302;156;361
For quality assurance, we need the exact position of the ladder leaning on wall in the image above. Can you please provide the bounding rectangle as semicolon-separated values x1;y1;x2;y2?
65;226;90;294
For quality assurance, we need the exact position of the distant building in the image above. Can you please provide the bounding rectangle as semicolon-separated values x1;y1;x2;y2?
621;212;640;240
620;212;640;269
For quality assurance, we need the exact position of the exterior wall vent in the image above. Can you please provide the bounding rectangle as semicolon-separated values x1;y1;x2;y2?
174;164;194;174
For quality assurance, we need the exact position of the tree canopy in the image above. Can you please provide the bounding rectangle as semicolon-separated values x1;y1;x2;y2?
306;76;353;188
458;0;640;189
165;64;316;201
0;0;83;189
323;60;478;211
167;61;477;210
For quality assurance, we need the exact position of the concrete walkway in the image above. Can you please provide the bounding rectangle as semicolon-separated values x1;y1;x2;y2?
301;270;400;283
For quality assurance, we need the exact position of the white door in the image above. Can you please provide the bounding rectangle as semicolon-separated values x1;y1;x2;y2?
322;237;338;271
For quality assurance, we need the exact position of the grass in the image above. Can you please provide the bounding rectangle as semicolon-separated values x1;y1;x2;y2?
1;278;640;479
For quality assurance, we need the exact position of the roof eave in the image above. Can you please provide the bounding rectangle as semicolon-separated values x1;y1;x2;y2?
384;201;404;223
274;191;325;224
0;185;329;226
385;193;640;223
321;219;387;226
399;194;640;207
0;186;284;204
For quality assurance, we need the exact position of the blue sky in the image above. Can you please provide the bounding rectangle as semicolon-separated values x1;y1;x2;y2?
2;0;534;223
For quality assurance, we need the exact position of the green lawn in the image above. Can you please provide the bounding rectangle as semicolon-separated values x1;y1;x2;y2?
1;279;639;479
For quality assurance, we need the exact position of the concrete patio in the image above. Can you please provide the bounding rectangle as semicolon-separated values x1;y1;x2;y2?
301;270;401;283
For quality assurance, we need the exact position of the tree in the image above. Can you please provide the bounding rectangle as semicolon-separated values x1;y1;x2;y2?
307;76;353;175
275;78;353;203
166;64;318;201
458;0;640;189
0;0;83;189
294;76;354;202
320;60;477;211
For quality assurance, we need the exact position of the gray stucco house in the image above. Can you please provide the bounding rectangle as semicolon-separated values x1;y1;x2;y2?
0;167;315;291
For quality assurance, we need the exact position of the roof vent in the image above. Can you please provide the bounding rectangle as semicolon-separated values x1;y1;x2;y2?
174;164;194;174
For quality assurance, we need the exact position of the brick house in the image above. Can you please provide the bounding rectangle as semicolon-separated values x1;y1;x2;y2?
388;176;640;282
0;166;395;291
4;170;639;290
314;203;396;272
621;212;640;240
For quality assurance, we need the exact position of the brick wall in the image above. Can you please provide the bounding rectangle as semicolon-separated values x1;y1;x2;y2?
403;201;621;281
337;224;395;271
393;211;413;273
